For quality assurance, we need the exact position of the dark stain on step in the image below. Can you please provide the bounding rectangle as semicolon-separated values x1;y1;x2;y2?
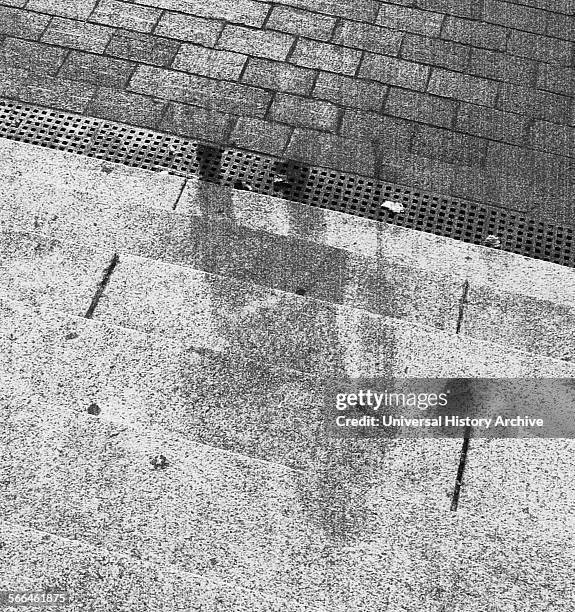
151;454;169;469
87;403;101;416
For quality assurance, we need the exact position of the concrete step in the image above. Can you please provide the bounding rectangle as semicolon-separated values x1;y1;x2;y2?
1;137;574;360
2;296;462;479
2;228;574;380
0;521;310;612
0;389;455;609
2;392;573;611
92;251;575;379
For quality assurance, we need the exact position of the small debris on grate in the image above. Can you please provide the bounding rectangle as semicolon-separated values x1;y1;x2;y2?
151;454;169;470
273;174;290;190
484;235;502;248
153;165;171;175
87;403;101;416
380;199;405;213
234;180;253;191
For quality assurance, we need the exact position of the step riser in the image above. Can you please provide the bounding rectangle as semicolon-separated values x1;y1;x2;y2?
2;138;574;361
94;254;575;378
0;201;462;334
2;298;463;480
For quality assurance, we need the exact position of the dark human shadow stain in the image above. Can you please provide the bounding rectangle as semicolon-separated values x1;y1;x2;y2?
272;158;311;205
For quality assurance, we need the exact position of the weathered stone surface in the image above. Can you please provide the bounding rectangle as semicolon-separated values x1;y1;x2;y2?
0;231;112;316
0;521;303;612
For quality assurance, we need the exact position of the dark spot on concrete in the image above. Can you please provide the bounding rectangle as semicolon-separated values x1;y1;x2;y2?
151;454;169;469
87;403;101;416
65;332;79;340
295;287;307;296
101;164;114;174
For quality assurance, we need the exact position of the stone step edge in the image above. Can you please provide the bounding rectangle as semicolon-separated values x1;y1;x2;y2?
2;295;313;475
101;250;575;368
3;288;574;392
1;135;573;307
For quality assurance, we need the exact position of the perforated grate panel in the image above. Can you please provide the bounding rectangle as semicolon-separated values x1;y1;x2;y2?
1;99;573;268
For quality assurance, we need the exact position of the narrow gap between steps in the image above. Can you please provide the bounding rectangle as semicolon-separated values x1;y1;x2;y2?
84;253;119;319
455;279;470;334
172;178;188;211
450;425;472;512
451;279;472;512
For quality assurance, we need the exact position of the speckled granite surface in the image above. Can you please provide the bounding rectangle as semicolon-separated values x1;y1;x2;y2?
1;137;575;610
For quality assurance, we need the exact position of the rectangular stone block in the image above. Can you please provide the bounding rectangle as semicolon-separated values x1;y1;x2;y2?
484;0;547;33
497;82;572;124
290;39;361;75
359;53;429;90
230;116;292;155
26;0;97;19
89;0;162;32
160;102;234;143
385;88;457;128
0;6;50;39
41;17;114;53
312;72;387;111
332;20;403;55
286;129;376;176
132;0;269;27
173;45;247;80
530;120;574;157
508;29;573;64
442;15;508;50
411;124;488;167
268;93;339;132
217;24;294;61
106;30;180;66
4;72;96;113
467;47;537;86
268;0;379;21
267;6;336;40
59;51;135;88
537;62;575;96
376;3;444;36
0;38;67;76
155;12;222;45
456;102;528;145
427;68;498;106
241;57;316;95
87;87;166;128
340;111;414;148
401;33;470;72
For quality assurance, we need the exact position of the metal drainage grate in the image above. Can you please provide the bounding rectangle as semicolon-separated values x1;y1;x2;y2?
1;99;573;269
